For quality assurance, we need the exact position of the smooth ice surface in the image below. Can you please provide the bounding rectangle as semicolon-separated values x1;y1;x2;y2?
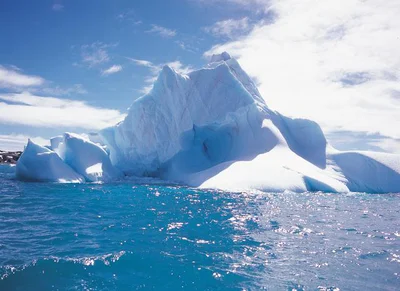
17;52;400;192
58;133;123;182
17;134;121;183
16;140;84;183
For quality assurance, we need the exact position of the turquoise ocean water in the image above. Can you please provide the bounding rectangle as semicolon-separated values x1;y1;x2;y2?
0;165;399;290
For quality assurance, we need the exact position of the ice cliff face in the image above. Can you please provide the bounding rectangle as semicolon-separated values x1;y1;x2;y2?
100;55;274;176
16;52;400;193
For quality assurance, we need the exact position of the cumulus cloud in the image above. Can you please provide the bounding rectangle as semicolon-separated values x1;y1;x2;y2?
0;92;125;130
147;25;177;38
102;65;123;76
204;17;251;39
127;57;193;94
0;66;45;88
205;0;400;151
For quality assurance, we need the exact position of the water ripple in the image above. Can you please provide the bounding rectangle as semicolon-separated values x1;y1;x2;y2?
0;168;399;290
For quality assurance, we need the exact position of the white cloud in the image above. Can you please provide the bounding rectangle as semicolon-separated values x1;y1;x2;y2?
165;61;192;75
116;10;142;25
126;58;154;68
204;17;251;39
175;40;196;53
326;131;400;154
0;92;125;130
102;65;123;76
128;58;192;75
147;25;177;38
36;84;87;96
127;57;193;94
370;138;400;154
192;0;269;13
0;134;49;151
0;65;88;96
80;42;116;67
0;66;44;88
205;0;400;151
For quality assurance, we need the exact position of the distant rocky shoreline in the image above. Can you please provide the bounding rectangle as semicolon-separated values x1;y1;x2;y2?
0;150;22;164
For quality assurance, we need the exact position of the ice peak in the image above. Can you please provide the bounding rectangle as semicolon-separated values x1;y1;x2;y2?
209;52;231;63
161;64;175;74
158;64;178;81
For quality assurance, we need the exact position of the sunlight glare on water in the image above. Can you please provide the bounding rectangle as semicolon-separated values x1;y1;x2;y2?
0;165;399;290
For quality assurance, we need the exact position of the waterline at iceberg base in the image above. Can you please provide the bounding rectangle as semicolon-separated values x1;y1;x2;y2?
16;52;400;193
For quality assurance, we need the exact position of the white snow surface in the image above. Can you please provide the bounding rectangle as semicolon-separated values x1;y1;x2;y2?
16;52;400;193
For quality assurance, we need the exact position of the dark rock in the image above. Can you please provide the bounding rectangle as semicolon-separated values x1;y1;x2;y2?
0;151;22;164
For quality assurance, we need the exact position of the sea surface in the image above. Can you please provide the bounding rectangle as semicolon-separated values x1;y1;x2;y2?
0;165;399;291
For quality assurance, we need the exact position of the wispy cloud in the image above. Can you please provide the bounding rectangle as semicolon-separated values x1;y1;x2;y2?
164;61;193;75
127;58;192;74
80;42;117;67
116;10;142;25
326;130;400;154
36;84;87;96
0;64;120;133
127;58;154;68
191;0;269;13
0;66;44;89
0;134;49;151
101;65;123;76
205;0;400;152
175;40;197;53
204;17;251;39
147;25;177;38
0;64;88;98
127;57;192;94
0;92;125;130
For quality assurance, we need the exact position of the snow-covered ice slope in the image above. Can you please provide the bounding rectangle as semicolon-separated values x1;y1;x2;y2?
327;149;400;193
17;52;400;193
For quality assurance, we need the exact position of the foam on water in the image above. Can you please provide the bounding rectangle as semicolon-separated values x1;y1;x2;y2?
0;166;399;290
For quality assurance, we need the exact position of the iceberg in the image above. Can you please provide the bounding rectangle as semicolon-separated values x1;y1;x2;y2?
16;140;84;183
16;52;400;193
16;133;122;183
55;133;123;182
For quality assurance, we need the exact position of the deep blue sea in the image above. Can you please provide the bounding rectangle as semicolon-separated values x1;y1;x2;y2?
0;165;399;290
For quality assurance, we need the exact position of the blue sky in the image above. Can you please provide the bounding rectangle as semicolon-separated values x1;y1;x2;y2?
0;0;236;109
1;0;399;152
